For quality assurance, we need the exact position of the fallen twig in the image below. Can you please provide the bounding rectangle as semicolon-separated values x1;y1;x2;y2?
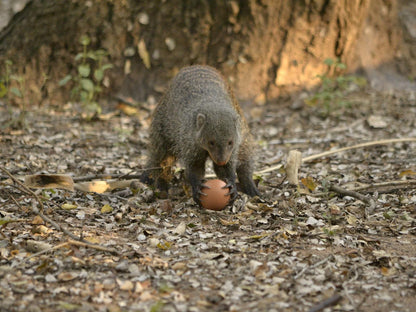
0;166;45;211
351;180;416;193
19;238;119;266
328;183;376;214
257;137;416;175
67;239;119;253
31;205;84;241
302;137;416;162
23;241;70;262
308;293;342;312
0;166;120;255
72;172;141;182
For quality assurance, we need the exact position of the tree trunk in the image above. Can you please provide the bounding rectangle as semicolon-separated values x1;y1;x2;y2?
0;0;414;106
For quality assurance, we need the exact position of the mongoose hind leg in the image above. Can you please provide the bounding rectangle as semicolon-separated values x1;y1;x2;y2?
140;135;171;194
236;160;260;197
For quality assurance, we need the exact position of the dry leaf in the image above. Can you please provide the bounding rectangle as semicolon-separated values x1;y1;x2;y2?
117;279;134;291
57;272;78;281
301;176;317;191
101;204;113;213
62;203;78;210
138;39;151;69
25;174;74;191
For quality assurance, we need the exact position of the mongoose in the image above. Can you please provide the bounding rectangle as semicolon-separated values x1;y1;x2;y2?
141;65;260;205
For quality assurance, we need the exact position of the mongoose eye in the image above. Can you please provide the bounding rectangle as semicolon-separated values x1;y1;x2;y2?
208;140;215;147
228;140;233;146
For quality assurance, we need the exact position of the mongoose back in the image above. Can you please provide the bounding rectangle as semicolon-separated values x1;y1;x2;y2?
141;65;260;205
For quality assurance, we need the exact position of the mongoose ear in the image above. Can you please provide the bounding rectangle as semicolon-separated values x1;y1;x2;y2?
196;113;206;130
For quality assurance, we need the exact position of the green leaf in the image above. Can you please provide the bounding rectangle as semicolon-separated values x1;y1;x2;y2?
70;86;80;99
354;77;367;86
150;301;165;312
78;64;90;77
0;218;14;226
94;85;102;93
80;78;94;92
58;75;72;86
86;51;98;60
94;69;103;82
5;59;13;66
324;58;334;66
80;90;90;102
86;102;101;114
95;49;107;57
10;87;22;98
79;35;90;46
57;302;80;311
0;83;7;97
75;53;84;62
10;74;22;82
95;103;102;114
101;64;113;71
304;96;318;107
336;62;346;70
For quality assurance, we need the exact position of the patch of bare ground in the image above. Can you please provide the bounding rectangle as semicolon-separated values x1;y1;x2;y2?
0;87;415;311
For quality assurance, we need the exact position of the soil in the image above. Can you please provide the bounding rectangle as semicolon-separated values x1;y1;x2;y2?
0;87;415;312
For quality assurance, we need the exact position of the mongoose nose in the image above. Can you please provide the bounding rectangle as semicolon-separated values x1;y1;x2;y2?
215;161;227;166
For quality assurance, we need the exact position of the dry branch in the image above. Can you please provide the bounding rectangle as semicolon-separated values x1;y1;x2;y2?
328;183;376;214
257;137;416;175
308;293;342;312
0;166;120;255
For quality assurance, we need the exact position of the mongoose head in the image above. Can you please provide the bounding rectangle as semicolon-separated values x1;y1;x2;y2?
196;109;241;166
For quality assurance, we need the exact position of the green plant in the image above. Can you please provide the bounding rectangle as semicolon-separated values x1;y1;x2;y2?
0;60;28;128
59;35;113;117
305;58;366;116
323;227;336;236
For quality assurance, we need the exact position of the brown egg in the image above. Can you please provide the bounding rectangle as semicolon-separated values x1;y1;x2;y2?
199;179;230;211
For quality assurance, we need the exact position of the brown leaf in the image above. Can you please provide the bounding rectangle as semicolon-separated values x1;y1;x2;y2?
301;176;317;191
57;272;78;281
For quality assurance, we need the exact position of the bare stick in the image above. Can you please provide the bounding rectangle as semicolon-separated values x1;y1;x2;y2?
256;137;416;175
19;238;119;266
1;166;119;254
23;242;70;262
329;183;376;214
67;239;119;253
0;166;44;211
302;138;416;162
31;205;83;241
351;180;416;192
308;293;342;312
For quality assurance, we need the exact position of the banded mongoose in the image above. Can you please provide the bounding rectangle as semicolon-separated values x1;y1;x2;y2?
141;65;260;205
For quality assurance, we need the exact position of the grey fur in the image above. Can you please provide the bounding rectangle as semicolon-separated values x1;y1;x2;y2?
141;65;260;205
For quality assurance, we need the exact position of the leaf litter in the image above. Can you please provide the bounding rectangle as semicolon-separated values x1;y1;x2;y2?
0;89;415;311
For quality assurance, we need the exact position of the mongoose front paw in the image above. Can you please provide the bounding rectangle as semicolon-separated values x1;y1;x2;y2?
222;179;238;202
192;181;209;206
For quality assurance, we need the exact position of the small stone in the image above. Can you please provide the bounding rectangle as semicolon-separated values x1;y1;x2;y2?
165;37;176;51
138;12;149;25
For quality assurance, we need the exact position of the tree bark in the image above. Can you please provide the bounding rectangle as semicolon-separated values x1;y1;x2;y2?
0;0;413;106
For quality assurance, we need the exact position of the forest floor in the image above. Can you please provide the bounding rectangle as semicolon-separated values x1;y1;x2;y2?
0;87;416;312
